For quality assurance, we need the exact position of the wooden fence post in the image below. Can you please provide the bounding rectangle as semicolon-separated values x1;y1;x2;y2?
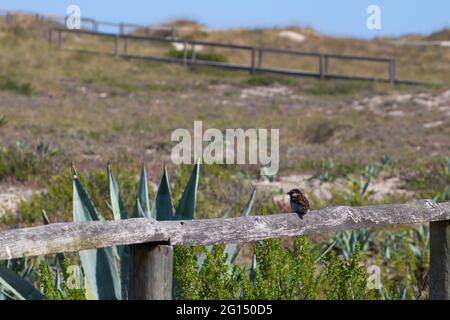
191;44;196;63
182;41;188;65
319;55;326;79
129;243;173;300
92;20;98;32
58;30;63;49
389;59;396;84
48;29;52;47
430;220;450;300
250;47;256;74
258;49;263;67
123;37;128;55
114;35;119;57
6;12;13;29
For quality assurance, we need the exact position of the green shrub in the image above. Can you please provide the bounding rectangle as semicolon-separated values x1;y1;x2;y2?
39;258;85;300
174;237;374;300
0;77;33;95
0;146;42;182
408;157;450;202
0;115;7;128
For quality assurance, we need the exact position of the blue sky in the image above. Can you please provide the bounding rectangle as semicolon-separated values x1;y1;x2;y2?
1;0;449;38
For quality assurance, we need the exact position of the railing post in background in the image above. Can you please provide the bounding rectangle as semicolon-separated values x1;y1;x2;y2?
92;20;98;32
250;47;256;74
182;41;188;65
57;30;63;49
6;12;13;29
389;59;397;84
430;220;450;300
129;243;173;300
48;29;52;47
114;35;119;57
319;55;327;80
191;44;196;63
123;37;128;55
119;23;124;35
258;49;263;68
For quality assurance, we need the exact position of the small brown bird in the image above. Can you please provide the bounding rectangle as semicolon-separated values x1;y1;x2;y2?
287;188;310;217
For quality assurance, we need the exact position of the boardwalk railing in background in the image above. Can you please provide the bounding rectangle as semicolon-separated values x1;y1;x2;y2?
0;200;449;299
48;28;422;85
0;10;426;85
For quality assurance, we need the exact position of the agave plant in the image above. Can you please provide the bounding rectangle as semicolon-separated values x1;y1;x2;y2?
325;229;375;260
0;259;43;300
71;160;202;300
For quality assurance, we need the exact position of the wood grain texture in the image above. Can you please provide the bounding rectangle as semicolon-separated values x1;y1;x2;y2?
430;220;450;299
0;200;449;260
0;218;167;260
129;244;173;300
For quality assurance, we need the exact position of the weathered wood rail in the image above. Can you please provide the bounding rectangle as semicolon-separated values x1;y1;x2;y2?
0;200;449;299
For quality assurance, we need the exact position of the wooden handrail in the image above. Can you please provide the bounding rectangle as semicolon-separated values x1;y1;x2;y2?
0;200;449;261
47;28;427;85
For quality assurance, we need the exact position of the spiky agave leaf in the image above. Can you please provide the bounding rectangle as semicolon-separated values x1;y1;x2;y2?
133;163;152;218
154;164;174;221
72;166;121;300
72;166;104;222
197;207;232;269
41;209;50;225
249;253;257;284
0;266;43;300
174;159;200;220
0;287;5;300
315;240;336;263
108;164;127;221
107;164;130;300
224;187;256;265
221;207;232;219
